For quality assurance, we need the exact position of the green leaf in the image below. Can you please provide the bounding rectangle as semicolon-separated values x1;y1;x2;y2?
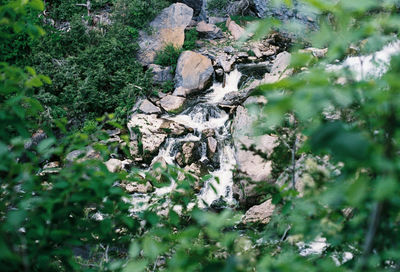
123;260;148;272
29;0;45;11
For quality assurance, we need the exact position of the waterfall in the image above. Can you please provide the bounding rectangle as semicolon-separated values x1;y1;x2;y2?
130;69;243;211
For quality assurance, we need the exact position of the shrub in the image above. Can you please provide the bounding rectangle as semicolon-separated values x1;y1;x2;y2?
154;44;183;71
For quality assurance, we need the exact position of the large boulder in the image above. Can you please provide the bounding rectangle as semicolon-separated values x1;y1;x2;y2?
232;105;276;207
137;3;193;65
175;51;214;93
128;114;190;161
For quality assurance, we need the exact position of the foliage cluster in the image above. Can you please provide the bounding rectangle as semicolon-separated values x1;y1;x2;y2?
207;0;231;15
154;28;199;71
1;0;175;129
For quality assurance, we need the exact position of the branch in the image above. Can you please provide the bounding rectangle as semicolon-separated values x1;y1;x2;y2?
291;134;297;189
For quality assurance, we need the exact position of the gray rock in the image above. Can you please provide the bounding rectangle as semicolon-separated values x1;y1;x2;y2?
299;47;328;58
242;199;275;224
105;158;131;173
179;0;206;19
160;95;186;113
270;51;291;74
179;141;202;166
232;105;276;207
262;51;293;84
172;86;189;97
175;51;214;93
226;18;246;40
209;16;226;24
128;114;189;160
224;46;235;54
139;99;162;114
125;181;153;194
148;64;173;83
248;0;317;26
137;3;193;65
196;21;223;39
216;54;236;73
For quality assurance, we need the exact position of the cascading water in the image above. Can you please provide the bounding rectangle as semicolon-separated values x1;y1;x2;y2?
131;69;243;211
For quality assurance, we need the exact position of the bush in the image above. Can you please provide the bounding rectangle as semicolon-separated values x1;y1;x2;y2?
207;0;230;12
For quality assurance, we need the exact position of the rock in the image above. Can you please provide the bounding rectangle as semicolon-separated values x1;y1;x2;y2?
148;64;173;83
202;128;215;137
181;141;202;165
299;47;328;58
105;158;123;173
65;147;101;163
242;199;275;224
160;95;186;113
215;68;224;77
252;47;263;58
105;158;131;173
137;3;193;65
175;51;214;93
232;105;277;207
270;51;291;74
66;150;85;163
172;86;189;97
224;46;235;54
248;0;317;27
210;196;228;212
220;91;248;106
24;129;47;150
175;152;184;166
128;114;189;160
226;18;246;40
262;51;292;84
39;161;61;176
178;162;206;192
207;137;217;154
237;51;249;58
209;16;226;24
125;181;153;194
216;54;236;73
179;0;205;18
196;21;223;39
139;99;162;114
148;156;171;184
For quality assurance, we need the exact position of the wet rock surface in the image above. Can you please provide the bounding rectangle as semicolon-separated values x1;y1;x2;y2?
160;95;186;113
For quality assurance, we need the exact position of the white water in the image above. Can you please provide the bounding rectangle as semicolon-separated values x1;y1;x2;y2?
328;40;400;81
206;69;242;103
129;69;243;212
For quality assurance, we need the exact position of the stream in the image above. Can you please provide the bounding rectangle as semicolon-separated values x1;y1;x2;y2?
130;69;244;211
